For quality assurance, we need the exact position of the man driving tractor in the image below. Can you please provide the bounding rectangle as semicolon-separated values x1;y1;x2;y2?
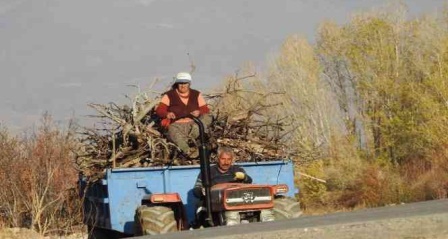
192;146;253;226
193;146;252;196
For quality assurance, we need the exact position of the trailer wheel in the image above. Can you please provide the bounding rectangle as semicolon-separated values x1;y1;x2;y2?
273;196;302;220
135;205;177;235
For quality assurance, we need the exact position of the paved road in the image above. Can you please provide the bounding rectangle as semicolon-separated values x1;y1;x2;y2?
133;199;448;239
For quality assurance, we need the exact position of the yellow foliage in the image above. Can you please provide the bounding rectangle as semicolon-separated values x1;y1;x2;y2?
289;3;448;211
297;160;327;210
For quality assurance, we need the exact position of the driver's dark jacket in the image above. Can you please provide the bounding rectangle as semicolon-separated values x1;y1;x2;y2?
193;164;252;198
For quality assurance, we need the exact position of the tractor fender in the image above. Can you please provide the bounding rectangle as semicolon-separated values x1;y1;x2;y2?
141;193;189;230
143;193;183;204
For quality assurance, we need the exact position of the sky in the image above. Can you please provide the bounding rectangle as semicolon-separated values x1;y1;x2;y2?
0;0;445;132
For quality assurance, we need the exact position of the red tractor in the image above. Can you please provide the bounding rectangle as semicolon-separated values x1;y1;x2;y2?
184;118;301;228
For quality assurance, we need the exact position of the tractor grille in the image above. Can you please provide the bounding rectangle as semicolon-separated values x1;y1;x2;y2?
225;187;272;206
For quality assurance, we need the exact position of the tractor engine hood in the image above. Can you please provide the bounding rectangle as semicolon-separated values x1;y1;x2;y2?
210;183;275;212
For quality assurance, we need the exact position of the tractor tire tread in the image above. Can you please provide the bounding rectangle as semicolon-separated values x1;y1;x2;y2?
273;197;302;220
136;205;177;236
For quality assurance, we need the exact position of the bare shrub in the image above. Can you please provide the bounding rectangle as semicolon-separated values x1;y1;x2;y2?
402;151;448;201
0;114;82;236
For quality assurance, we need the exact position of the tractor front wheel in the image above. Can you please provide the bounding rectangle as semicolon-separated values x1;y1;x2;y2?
273;196;302;220
135;205;177;236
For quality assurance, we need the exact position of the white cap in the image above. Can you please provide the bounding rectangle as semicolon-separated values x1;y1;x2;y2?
175;72;192;84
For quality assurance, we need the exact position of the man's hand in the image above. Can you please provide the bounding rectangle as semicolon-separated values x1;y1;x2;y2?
166;112;176;119
234;172;246;181
190;110;200;117
201;187;205;196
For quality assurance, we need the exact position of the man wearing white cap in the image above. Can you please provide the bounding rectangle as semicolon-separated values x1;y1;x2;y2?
156;72;211;158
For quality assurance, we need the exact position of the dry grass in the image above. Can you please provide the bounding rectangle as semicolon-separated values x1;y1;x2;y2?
296;134;448;215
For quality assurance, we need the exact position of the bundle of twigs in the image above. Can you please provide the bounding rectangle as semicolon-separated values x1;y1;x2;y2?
205;73;296;162
75;74;297;181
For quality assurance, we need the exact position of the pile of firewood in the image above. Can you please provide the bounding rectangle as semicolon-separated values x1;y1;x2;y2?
75;74;297;180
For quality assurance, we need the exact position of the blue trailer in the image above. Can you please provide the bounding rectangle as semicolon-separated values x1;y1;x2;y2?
81;159;300;237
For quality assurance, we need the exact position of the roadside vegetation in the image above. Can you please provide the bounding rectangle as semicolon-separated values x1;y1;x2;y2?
0;2;447;236
271;3;448;212
0;114;82;236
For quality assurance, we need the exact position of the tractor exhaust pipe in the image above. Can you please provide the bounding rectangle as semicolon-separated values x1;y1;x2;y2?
191;116;214;227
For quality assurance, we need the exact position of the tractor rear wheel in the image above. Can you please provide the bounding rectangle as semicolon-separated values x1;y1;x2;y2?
135;205;177;235
273;196;302;220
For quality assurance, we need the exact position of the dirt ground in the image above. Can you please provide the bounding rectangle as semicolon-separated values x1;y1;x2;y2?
0;228;87;239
